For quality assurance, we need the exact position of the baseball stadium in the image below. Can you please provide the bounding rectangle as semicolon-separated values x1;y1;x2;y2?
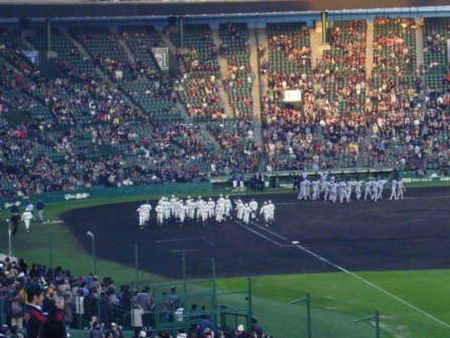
0;0;449;337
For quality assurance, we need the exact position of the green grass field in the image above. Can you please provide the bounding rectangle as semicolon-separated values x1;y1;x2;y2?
2;187;450;338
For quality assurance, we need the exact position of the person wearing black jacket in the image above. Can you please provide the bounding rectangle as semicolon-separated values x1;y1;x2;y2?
9;204;20;236
39;312;66;338
36;200;45;224
24;284;46;338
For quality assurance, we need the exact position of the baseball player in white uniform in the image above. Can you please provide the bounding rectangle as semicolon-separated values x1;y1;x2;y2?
21;210;33;232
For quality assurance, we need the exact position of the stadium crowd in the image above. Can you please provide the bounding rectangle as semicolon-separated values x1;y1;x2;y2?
262;18;449;173
0;256;268;338
0;17;449;199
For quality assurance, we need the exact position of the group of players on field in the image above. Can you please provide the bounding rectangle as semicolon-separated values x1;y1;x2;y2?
136;174;406;228
296;173;407;203
136;195;276;229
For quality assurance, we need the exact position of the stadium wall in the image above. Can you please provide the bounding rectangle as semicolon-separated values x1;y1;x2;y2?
1;5;450;25
0;182;213;205
2;170;449;206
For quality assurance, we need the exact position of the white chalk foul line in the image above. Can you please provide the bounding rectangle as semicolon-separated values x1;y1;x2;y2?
235;220;286;248
249;221;289;241
243;219;450;330
290;241;450;330
288;240;450;329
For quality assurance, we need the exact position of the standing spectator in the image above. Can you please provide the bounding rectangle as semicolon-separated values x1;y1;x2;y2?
9;326;24;338
10;295;24;330
39;309;66;338
130;304;144;338
36;200;45;224
110;323;124;338
89;322;103;338
24;284;46;338
9;204;20;236
74;290;85;328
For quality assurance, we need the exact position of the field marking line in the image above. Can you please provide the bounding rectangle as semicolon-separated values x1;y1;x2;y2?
244;218;450;329
235;220;285;248
201;237;216;247
290;241;450;329
154;237;202;243
249;221;289;241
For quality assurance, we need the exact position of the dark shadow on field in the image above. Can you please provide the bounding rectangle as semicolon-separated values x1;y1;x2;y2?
61;186;450;278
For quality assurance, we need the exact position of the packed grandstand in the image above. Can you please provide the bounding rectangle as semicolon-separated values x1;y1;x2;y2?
0;16;448;199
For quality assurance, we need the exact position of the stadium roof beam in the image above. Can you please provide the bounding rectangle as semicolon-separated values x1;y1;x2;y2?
0;0;450;20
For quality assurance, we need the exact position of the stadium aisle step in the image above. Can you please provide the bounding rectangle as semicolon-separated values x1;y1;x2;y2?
248;28;262;120
161;26;185;73
115;28;137;65
212;29;234;118
256;28;269;93
366;21;374;80
19;36;35;51
248;28;266;161
310;22;330;68
415;18;425;68
64;30;109;82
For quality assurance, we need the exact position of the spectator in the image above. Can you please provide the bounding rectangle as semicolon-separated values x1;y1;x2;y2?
24;284;46;338
36;201;45;224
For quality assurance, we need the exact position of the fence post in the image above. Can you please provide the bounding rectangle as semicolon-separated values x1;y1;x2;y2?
289;293;313;338
354;310;381;338
247;277;253;331
375;311;380;338
211;257;218;325
97;294;101;323
182;251;187;296
306;293;312;338
49;233;54;277
7;220;12;257
134;244;139;290
0;297;4;326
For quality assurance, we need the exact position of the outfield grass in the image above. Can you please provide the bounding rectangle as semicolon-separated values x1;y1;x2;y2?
1;189;450;338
